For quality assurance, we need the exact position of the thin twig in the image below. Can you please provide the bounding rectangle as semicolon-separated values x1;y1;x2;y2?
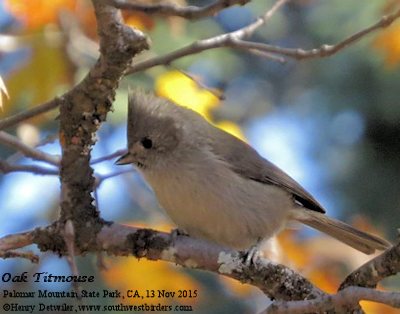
93;169;134;212
63;220;82;299
94;169;135;211
174;68;225;100
59;10;99;68
231;0;289;38
0;159;58;175
95;168;135;187
246;48;286;63
96;252;108;271
0;131;60;166
0;98;60;130
128;3;400;73
91;148;127;164
107;0;250;19
5;133;59;167
0;231;35;251
2;2;398;123
228;4;400;59
128;0;289;74
0;250;39;263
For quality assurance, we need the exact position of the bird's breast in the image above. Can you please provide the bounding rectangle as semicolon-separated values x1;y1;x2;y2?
140;158;292;250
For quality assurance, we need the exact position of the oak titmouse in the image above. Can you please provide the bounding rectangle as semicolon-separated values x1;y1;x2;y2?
116;91;390;254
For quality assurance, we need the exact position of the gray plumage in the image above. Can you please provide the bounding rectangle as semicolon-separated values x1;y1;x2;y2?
116;91;390;254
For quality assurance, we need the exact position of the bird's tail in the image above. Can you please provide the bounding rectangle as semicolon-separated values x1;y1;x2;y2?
290;209;391;254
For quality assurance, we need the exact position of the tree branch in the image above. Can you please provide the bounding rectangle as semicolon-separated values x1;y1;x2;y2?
228;7;400;60
3;3;398;124
95;169;134;187
98;224;325;301
0;159;58;175
91;148;126;164
0;231;35;251
107;0;250;19
0;98;60;130
231;0;289;38
0;131;60;166
128;0;289;74
56;0;148;251
128;4;400;73
0;250;39;263
0;223;325;302
63;220;82;297
340;240;400;290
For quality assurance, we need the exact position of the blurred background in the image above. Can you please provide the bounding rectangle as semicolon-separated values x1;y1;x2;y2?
0;0;399;313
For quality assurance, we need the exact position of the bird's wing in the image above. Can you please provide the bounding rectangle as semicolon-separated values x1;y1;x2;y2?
208;126;325;213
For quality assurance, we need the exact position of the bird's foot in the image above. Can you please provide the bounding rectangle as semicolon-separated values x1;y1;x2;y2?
244;244;261;266
170;228;189;245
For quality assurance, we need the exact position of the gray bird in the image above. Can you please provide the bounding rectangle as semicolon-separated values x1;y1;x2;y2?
116;91;390;254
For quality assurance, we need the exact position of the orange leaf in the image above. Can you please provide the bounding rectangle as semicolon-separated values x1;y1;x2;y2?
5;0;76;29
361;300;399;314
123;12;155;31
373;23;400;68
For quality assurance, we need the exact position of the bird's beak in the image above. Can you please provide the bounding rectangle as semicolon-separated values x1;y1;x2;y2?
115;152;134;165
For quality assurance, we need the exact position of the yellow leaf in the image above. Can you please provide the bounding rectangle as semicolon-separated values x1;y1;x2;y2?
4;33;71;123
213;120;246;142
102;257;200;306
155;70;220;121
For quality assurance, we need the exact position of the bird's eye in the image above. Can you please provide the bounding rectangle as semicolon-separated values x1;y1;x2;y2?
141;137;153;149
